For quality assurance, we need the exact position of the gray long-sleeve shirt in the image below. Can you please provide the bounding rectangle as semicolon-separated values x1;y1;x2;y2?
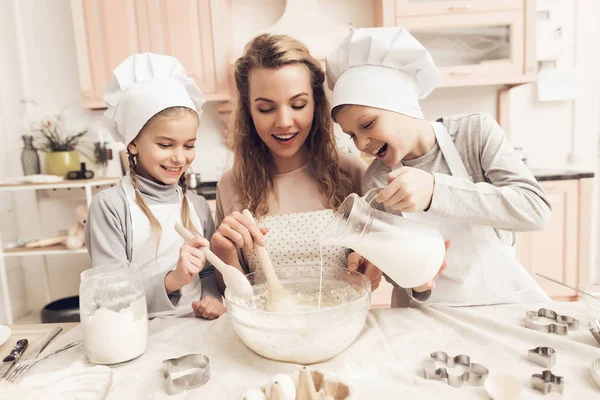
84;174;220;314
362;113;552;301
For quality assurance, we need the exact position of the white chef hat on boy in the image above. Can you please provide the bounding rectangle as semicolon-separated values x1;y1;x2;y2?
326;27;440;119
104;53;205;145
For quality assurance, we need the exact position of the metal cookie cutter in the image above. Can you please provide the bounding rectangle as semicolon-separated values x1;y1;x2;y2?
531;370;564;394
588;319;600;345
527;346;556;368
525;308;579;335
163;353;211;395
591;358;600;389
423;351;489;387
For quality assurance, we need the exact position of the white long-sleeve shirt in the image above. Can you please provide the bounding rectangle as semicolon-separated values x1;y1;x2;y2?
362;113;552;247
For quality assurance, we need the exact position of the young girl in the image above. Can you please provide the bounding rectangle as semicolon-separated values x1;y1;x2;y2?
210;34;384;290
327;27;552;307
85;53;225;319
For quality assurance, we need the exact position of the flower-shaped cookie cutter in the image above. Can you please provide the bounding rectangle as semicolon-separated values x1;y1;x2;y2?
525;308;579;335
531;370;564;394
423;351;489;387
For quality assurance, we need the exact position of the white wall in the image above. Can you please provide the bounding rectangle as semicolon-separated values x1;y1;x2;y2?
0;0;39;320
1;0;599;321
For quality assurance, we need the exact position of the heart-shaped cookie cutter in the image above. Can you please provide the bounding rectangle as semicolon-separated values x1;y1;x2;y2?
423;351;489;387
528;346;556;368
163;353;210;395
525;308;579;335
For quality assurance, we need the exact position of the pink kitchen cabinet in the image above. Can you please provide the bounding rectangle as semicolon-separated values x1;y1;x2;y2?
374;0;537;87
70;0;230;109
516;179;594;301
393;0;524;18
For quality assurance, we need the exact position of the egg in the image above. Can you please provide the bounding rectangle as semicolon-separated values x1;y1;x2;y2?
265;374;296;400
240;387;267;400
484;375;521;400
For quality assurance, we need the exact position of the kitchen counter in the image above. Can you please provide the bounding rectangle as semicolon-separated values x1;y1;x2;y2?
195;168;596;200
192;182;217;200
531;168;595;182
5;302;600;399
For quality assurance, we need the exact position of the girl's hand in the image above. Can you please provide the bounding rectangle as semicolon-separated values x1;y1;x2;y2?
165;236;209;293
192;296;226;320
376;167;435;212
347;251;383;291
211;210;269;255
412;240;450;292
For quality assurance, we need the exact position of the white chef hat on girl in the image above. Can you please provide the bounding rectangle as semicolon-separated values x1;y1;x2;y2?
103;53;206;144
326;27;440;119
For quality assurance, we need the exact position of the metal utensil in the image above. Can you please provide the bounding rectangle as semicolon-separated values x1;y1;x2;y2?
589;319;600;345
535;273;600;301
22;327;62;362
163;353;210;395
531;370;564;394
0;339;28;378
423;351;489;387
174;222;253;300
528;346;556;368
525;308;579;335
6;341;81;383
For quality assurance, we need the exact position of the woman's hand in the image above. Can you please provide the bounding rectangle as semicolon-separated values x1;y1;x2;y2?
211;210;269;256
347;251;383;291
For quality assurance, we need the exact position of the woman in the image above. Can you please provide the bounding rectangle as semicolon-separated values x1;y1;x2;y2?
211;34;382;291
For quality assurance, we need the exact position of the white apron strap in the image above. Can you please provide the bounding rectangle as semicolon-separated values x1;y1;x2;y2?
431;122;469;179
431;122;498;242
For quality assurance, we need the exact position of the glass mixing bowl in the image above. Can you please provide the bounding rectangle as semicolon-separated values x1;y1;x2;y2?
581;285;600;319
224;264;371;364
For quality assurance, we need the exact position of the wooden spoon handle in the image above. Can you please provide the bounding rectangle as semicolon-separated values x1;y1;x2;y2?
241;210;286;293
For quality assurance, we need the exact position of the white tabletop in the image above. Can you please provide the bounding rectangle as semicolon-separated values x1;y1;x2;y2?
10;302;600;399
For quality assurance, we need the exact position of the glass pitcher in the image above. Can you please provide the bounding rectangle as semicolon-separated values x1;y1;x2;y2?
79;263;148;365
321;188;446;289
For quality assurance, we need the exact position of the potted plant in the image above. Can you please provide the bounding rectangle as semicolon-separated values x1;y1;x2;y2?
31;114;87;177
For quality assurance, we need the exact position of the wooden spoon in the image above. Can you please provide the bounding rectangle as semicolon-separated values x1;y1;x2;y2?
241;209;296;312
174;222;253;300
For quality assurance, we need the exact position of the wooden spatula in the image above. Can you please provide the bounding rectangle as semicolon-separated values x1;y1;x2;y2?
241;210;296;312
174;222;253;301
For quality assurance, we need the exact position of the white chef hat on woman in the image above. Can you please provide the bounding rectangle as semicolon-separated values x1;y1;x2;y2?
326;27;440;119
103;53;205;144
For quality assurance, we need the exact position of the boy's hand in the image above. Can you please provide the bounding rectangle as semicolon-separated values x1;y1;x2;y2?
193;296;226;320
376;167;435;212
347;252;382;291
412;240;450;292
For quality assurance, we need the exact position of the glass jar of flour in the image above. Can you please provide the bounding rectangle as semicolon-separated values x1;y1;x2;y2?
79;263;148;365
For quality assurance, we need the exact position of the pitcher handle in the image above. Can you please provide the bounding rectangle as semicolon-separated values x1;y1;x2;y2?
362;187;384;206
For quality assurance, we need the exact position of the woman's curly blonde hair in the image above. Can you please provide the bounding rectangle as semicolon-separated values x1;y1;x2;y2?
232;33;356;216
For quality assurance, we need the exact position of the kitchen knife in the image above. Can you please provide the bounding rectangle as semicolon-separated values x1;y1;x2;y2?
0;339;28;379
